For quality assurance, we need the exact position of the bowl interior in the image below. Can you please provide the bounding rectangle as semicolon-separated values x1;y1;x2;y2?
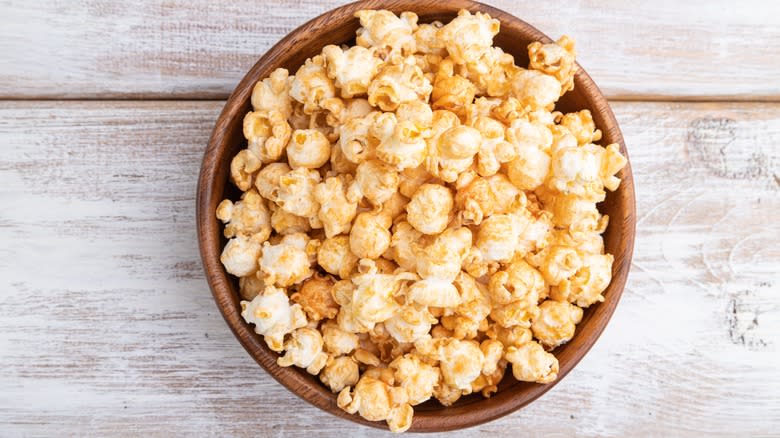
197;0;635;432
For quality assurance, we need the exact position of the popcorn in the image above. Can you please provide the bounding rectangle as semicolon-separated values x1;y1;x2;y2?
354;159;401;206
531;300;583;348
415;226;472;281
321;355;360;392
259;237;313;287
338;375;413;432
276;167;321;220
511;69;561;111
243;110;292;163
318;235;359;279
406;183;453;235
291;274;339;321
322;44;383;98
350;212;392;259
290;55;336;114
406;278;462;308
505;341;559;383
355;10;418;58
277;327;328;374
220;235;261;277
368;58;432;111
373;112;428;171
251;67;293;119
216;189;271;243
269;203;311;235
218;10;627;431
254;162;290;201
416;337;485;391
313;175;358;238
431;58;476;117
472;116;516;177
528;36;577;94
350;260;417;329
241;285;308;352
555;253;613;307
230;149;261;191
438;10;499;66
286;129;332;169
389;353;440;405
384;305;437;344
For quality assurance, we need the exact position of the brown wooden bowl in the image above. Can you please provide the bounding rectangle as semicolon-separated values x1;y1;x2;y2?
197;0;636;432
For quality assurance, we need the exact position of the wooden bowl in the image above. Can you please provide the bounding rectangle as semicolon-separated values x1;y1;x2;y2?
197;0;636;432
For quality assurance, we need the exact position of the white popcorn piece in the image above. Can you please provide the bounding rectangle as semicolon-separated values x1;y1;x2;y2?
220;235;262;277
241;285;308;352
216;189;271;243
278;327;329;375
286;129;332;169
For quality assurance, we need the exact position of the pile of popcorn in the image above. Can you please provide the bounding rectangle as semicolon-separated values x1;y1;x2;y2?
218;9;626;432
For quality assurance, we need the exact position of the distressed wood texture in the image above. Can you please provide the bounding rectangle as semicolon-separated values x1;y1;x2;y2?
1;0;780;100
0;101;777;436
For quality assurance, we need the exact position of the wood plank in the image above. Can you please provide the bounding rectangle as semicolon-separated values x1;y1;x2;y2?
1;0;779;100
0;100;778;436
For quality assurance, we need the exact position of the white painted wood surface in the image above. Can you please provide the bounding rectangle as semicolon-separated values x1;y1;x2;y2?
0;100;777;436
1;0;780;100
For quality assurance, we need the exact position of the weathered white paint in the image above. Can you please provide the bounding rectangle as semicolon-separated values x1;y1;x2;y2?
0;0;779;100
0;101;777;437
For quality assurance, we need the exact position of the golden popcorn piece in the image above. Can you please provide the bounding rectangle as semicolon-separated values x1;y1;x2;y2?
276;167;321;220
472;116;516;177
320;355;360;393
528;35;578;95
374;112;429;171
220;235;262;278
511;69;562;111
251;67;293;119
253;162;290;201
286;129;332;169
321;319;359;356
290;55;336;115
406;183;453;235
338;111;381;165
431;58;476;117
338;375;413;433
240;285;308;352
322;44;384;98
554;253;613;307
277;327;329;375
438;9;499;66
291;274;339;322
559;109;602;146
216;9;631;430
243;110;292;163
216;189;271;243
258;236;313;288
269;202;311;235
531;300;584;348
229;149;261;192
389;353;440;405
354;158;401;206
368;58;432;111
355;9;418;59
350;211;393;259
384;304;437;344
349;259;417;329
505;341;559;383
415;226;472;281
313;175;358;238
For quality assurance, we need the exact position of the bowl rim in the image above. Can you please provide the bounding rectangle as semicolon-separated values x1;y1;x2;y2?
197;0;636;432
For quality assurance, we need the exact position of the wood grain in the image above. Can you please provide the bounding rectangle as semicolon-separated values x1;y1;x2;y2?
0;100;777;436
1;0;779;100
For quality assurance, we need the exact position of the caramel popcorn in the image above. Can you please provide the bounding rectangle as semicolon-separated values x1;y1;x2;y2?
221;9;626;432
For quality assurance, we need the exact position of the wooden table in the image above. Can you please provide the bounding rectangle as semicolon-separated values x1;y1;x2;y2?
1;1;778;436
